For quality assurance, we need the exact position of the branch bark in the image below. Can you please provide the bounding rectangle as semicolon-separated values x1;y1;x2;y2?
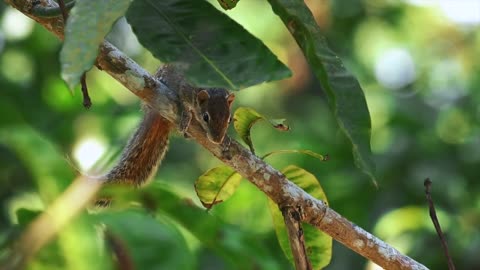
6;1;429;269
282;206;312;270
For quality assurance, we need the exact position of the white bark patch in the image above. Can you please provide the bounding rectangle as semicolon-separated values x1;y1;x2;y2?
353;239;365;249
282;183;302;201
253;161;263;172
106;45;149;90
377;244;395;261
263;172;271;181
355;226;375;248
354;226;400;261
263;184;273;192
125;70;146;89
322;216;333;224
367;241;374;248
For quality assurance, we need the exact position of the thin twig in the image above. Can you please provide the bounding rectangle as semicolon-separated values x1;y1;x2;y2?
281;206;312;270
105;230;135;270
80;73;92;108
57;0;68;21
424;178;456;270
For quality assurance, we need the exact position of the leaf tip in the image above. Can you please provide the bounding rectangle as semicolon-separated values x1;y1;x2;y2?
61;72;79;93
271;119;290;131
217;0;239;10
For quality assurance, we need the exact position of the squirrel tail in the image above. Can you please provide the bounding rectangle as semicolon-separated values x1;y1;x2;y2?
102;106;173;186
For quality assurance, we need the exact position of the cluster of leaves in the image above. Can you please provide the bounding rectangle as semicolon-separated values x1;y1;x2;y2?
61;0;373;268
58;0;375;266
3;0;376;269
195;106;331;268
60;0;374;184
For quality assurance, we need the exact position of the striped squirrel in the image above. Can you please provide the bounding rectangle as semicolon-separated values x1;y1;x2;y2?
100;64;235;186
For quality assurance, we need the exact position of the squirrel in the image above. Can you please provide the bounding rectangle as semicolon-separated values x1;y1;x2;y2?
98;64;235;187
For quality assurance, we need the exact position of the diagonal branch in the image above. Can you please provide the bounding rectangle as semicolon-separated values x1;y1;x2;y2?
6;0;428;269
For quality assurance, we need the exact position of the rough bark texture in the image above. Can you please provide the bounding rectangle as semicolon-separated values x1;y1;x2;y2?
282;207;312;270
5;1;429;269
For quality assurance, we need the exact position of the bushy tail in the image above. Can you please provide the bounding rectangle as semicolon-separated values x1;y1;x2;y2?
102;106;173;187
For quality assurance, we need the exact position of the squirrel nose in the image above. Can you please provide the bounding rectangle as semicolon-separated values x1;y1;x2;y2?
208;132;225;144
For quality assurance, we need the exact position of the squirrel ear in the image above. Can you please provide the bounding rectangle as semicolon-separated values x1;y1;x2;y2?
227;93;235;108
197;90;210;105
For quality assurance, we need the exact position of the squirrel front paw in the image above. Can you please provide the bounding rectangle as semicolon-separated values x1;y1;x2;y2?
221;137;234;160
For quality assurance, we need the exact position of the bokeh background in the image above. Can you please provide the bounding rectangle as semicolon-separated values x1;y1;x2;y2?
1;0;479;269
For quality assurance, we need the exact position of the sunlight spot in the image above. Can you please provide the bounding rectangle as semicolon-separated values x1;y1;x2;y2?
366;261;383;270
374;48;416;90
436;108;471;144
1;49;34;84
73;137;107;171
1;8;35;41
406;0;480;25
425;59;467;108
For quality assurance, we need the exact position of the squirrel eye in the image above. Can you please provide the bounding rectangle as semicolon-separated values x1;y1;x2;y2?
202;113;210;123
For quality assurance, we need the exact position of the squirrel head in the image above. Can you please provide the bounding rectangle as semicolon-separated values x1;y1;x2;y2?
196;89;235;144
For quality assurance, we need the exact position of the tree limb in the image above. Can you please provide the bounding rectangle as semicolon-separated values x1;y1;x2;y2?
5;0;429;269
282;206;312;270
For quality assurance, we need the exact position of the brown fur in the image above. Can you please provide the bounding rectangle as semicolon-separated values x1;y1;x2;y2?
102;64;232;186
104;107;172;186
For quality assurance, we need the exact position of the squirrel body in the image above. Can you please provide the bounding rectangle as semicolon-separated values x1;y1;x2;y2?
102;65;235;186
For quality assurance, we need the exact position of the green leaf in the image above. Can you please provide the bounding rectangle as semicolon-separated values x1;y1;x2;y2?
194;166;243;210
60;0;132;90
28;214;112;270
99;183;283;269
262;149;328;162
0;126;75;200
151;185;282;269
0;207;35;253
374;206;451;239
125;0;291;90
16;208;42;226
268;165;332;269
267;0;376;184
99;210;195;270
233;107;289;153
217;0;240;10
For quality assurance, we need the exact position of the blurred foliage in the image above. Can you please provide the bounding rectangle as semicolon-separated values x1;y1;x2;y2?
1;0;480;269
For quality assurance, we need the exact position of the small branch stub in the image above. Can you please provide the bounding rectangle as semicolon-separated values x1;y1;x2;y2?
80;73;92;108
282;206;312;270
424;178;456;270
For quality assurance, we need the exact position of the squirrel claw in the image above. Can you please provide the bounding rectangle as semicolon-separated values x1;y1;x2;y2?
221;138;233;160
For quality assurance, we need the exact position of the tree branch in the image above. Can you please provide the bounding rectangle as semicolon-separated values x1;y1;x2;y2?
282;206;312;270
424;179;455;270
5;0;428;269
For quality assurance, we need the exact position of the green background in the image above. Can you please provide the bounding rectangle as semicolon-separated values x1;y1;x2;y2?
1;0;479;269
